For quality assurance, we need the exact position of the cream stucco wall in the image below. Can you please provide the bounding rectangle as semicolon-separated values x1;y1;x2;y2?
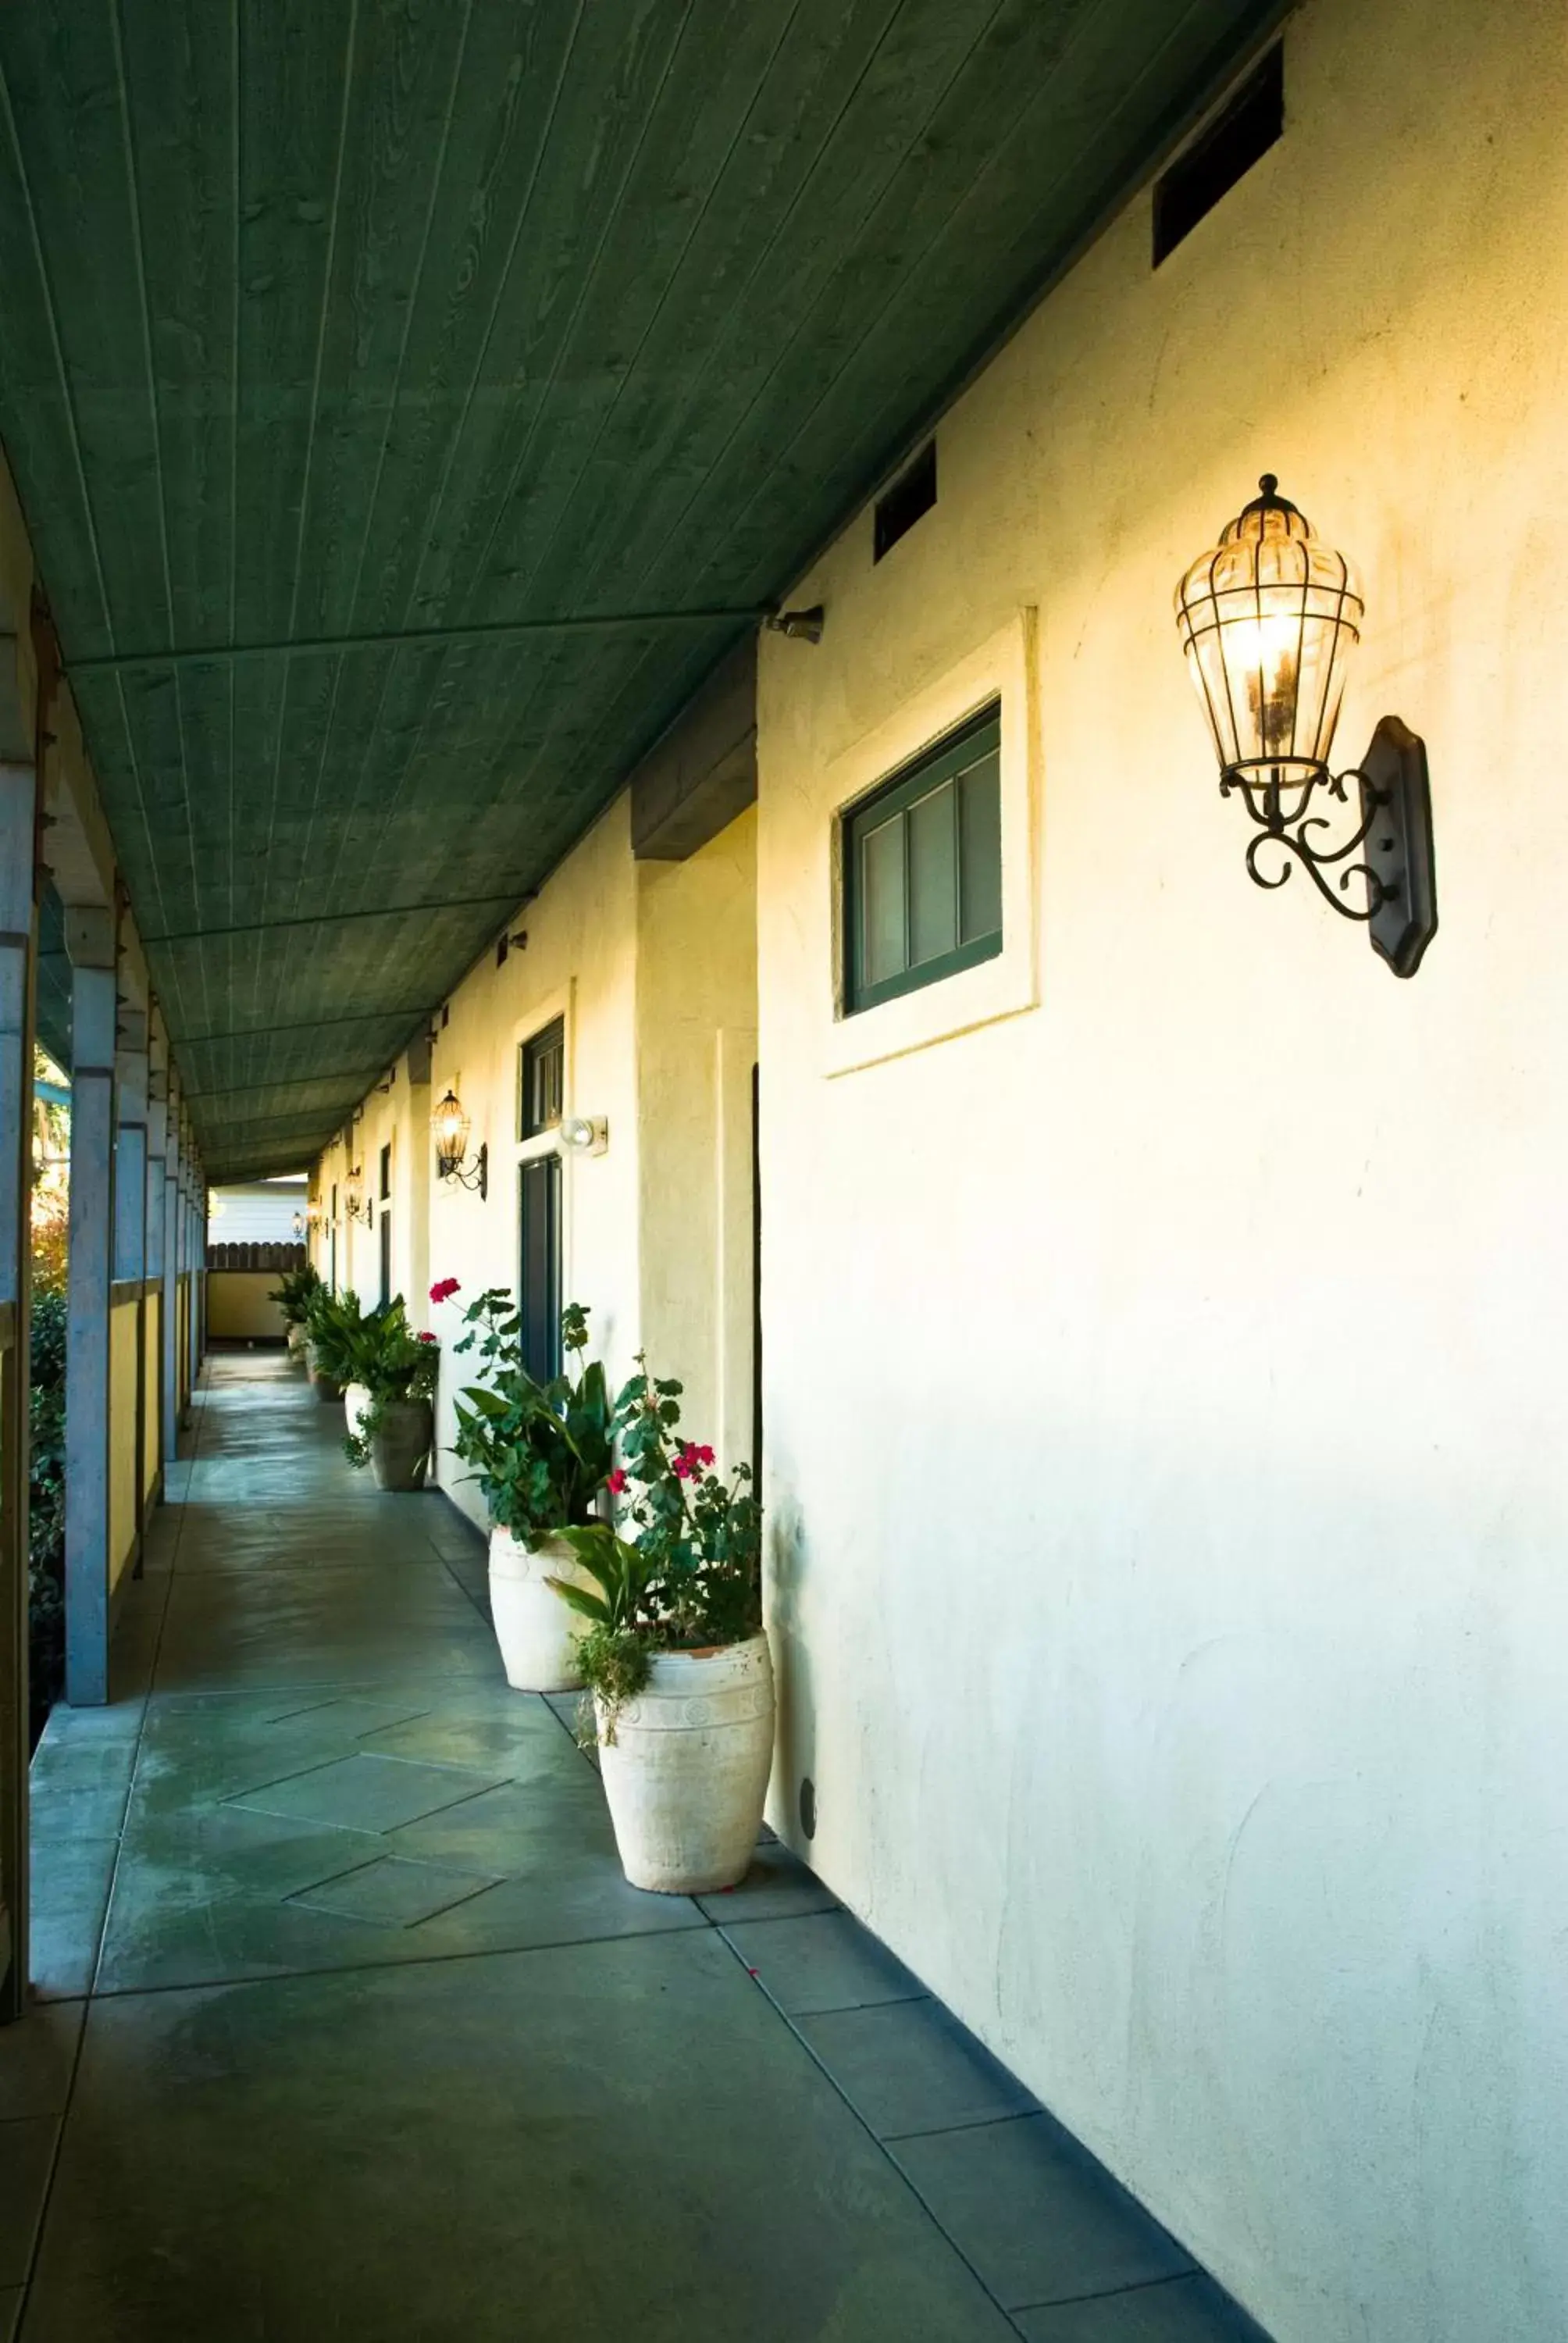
755;2;1568;2338
321;792;758;1533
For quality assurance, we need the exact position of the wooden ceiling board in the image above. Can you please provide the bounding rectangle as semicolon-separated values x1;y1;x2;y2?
0;0;1283;1172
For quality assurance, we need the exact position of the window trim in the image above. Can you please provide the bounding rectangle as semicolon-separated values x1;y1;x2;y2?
842;704;1002;1015
519;1015;565;1143
823;611;1039;1079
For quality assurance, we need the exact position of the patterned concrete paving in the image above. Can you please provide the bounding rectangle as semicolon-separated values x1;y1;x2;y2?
2;1353;1269;2341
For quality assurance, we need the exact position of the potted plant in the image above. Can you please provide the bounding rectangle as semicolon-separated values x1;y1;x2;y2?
447;1286;616;1691
341;1300;440;1491
550;1363;769;1895
300;1286;367;1403
269;1261;321;1364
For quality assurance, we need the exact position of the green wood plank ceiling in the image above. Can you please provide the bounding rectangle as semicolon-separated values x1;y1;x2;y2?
0;0;1281;1178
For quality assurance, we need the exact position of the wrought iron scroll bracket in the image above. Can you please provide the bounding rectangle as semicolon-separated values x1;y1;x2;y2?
1221;716;1437;978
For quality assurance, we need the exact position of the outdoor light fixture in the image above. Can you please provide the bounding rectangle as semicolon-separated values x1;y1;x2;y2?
344;1166;373;1226
560;1114;608;1157
432;1086;487;1198
291;1210;305;1239
765;604;825;644
1174;474;1436;976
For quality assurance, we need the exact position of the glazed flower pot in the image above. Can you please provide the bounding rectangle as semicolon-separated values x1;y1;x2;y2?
286;1321;308;1364
597;1634;774;1895
369;1398;433;1492
487;1528;596;1692
344;1383;373;1440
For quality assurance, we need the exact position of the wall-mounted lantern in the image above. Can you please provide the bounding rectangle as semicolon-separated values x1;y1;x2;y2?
432;1087;487;1198
291;1210;305;1239
344;1164;374;1226
1174;475;1436;976
560;1114;608;1157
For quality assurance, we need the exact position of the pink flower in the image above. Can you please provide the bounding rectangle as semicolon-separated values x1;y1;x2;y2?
429;1277;461;1303
606;1467;627;1496
696;1444;715;1468
672;1454;695;1481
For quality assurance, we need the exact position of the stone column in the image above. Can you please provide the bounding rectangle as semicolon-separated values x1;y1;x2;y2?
63;907;116;1706
0;757;37;2018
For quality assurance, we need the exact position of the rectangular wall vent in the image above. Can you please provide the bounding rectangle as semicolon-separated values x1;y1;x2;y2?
1153;43;1283;266
874;440;936;562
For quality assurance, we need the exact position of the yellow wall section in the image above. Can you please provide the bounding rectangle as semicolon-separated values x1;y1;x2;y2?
207;1272;288;1341
109;1298;139;1589
141;1293;160;1502
752;3;1568;2338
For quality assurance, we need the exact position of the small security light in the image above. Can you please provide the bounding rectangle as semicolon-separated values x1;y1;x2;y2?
1174;475;1436;975
765;604;825;644
432;1086;487;1198
560;1114;608;1157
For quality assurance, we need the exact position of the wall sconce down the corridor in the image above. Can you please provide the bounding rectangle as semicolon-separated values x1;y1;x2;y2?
1174;475;1437;977
432;1087;487;1199
343;1165;374;1226
560;1114;608;1157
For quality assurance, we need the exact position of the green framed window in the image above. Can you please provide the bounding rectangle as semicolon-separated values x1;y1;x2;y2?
519;1016;565;1140
843;704;1002;1015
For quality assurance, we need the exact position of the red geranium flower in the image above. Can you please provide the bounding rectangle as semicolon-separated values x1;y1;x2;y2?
417;1331;438;1345
696;1444;715;1468
606;1467;627;1496
429;1277;461;1303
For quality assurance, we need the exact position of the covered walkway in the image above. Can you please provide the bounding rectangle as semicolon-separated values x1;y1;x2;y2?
3;1356;1252;2342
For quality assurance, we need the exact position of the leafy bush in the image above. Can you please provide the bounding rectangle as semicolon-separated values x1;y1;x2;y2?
268;1261;322;1326
340;1298;440;1468
547;1357;761;1738
28;1288;68;1745
447;1289;614;1542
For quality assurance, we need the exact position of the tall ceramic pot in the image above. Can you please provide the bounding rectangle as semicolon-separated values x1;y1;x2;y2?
344;1383;373;1439
597;1634;774;1894
369;1398;433;1492
487;1528;597;1693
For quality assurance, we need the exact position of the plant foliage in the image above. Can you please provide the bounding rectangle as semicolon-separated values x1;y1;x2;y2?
447;1292;614;1542
340;1297;440;1468
268;1261;322;1327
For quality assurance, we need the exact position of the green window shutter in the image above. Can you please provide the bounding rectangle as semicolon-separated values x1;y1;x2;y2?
843;704;1002;1014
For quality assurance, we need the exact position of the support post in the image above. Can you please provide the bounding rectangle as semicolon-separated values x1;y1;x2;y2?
63;909;116;1706
113;996;148;1575
144;1017;167;1506
162;1067;180;1465
0;757;37;2018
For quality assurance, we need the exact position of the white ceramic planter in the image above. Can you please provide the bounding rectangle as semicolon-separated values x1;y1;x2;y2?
487;1527;596;1693
344;1383;373;1439
286;1321;308;1362
597;1633;774;1894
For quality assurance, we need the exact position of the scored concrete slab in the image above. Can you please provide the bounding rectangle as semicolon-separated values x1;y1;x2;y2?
721;1909;928;2016
0;2003;84;2123
1013;2274;1271;2341
226;1752;510;1835
796;1996;1039;2140
0;2117;56;2287
287;1855;501;1928
22;1931;1017;2343
890;2112;1194;2310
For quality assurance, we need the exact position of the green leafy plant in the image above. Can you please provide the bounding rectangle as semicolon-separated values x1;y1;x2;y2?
28;1287;68;1747
301;1286;376;1385
269;1261;322;1327
546;1360;762;1736
340;1298;441;1468
447;1289;615;1542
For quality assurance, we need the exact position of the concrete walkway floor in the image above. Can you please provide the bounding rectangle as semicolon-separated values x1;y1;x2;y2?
4;1354;1267;2341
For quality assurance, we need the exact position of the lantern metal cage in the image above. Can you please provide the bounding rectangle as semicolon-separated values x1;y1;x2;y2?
432;1088;487;1198
1174;474;1436;978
